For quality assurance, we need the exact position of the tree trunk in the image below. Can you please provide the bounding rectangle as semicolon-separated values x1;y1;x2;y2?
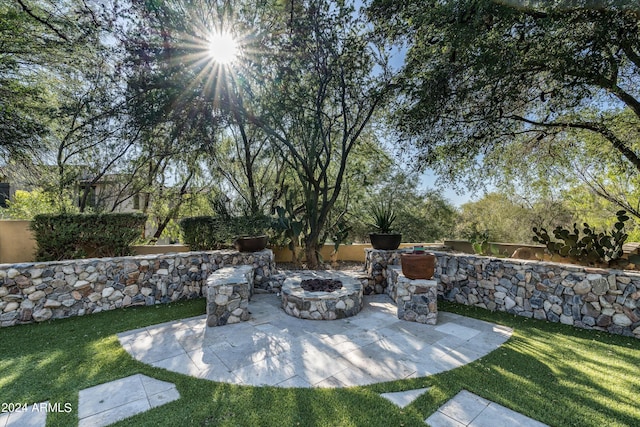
304;235;322;269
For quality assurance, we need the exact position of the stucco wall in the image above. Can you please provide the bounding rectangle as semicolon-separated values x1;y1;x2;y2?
0;220;36;264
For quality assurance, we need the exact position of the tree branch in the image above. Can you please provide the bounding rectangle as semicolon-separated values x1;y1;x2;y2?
16;0;69;41
508;114;640;172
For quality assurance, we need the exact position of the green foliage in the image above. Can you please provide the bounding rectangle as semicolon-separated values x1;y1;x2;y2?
272;204;304;249
370;0;640;217
532;210;630;265
368;199;397;233
158;218;181;244
234;214;272;237
457;193;575;245
329;219;352;253
349;173;458;243
179;217;226;251
180;215;272;250
2;189;77;219
469;228;490;255
465;228;506;257
393;188;457;242
31;213;147;261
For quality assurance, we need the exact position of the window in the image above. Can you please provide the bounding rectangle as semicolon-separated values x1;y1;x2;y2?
0;183;9;208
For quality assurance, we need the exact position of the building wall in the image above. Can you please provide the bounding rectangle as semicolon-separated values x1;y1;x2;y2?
0;221;446;264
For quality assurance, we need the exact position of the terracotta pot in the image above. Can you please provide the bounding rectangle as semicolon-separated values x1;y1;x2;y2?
234;235;268;252
401;252;436;279
369;233;402;250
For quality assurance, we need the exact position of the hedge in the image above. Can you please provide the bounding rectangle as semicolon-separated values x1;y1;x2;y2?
180;215;272;251
31;213;147;261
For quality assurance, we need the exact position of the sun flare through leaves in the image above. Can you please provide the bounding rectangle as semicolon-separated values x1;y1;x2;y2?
208;31;239;65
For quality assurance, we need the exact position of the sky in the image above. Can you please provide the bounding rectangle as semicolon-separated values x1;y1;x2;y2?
371;0;482;209
382;32;475;207
419;171;475;207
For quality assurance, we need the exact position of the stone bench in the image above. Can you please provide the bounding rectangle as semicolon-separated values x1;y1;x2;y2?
206;266;253;327
387;266;438;325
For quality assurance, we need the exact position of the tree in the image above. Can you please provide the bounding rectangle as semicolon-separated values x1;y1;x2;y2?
349;172;459;243
483;108;640;223
456;192;574;245
1;0;139;214
116;0;399;260
0;0;100;160
369;1;640;195
120;0;235;240
239;0;396;267
1;188;76;219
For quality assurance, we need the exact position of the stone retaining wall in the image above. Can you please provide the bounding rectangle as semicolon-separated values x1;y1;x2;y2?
436;252;640;339
364;249;640;339
0;249;275;327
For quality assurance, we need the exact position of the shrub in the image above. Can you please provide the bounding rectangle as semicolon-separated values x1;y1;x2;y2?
368;200;397;233
31;213;147;261
179;216;231;250
180;215;272;250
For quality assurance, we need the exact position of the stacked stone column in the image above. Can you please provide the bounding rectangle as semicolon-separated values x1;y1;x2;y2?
206;266;253;327
387;266;438;324
364;248;402;294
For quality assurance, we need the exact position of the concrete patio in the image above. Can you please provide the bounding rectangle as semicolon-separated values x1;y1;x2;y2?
118;293;513;388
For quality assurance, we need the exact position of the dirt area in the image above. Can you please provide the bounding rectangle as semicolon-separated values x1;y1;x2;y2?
276;261;364;272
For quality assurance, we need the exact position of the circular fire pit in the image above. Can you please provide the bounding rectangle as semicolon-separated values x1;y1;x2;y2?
281;272;363;320
301;278;343;292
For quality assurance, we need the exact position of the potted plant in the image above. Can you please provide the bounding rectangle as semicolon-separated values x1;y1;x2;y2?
401;245;436;279
369;200;402;250
233;215;270;252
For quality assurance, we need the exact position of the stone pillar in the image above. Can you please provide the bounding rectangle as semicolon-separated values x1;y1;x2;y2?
386;266;400;302
206;266;253;327
395;275;438;325
364;248;403;294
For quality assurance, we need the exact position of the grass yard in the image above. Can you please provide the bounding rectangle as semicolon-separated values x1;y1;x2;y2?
1;299;639;427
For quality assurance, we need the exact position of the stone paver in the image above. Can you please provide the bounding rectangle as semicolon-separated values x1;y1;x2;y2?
78;374;179;427
118;293;513;387
381;387;430;408
0;402;48;427
425;390;549;427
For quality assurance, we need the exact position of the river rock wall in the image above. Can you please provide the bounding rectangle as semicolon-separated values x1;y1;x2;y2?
0;249;275;327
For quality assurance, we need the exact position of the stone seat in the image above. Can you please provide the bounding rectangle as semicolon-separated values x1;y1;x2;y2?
387;266;438;325
206;265;254;327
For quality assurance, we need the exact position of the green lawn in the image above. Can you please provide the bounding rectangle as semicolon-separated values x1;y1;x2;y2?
1;300;639;427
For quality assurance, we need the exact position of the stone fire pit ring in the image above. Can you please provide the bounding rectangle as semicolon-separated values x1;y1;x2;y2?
281;272;363;320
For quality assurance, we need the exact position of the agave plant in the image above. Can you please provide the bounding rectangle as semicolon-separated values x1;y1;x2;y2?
369;200;397;234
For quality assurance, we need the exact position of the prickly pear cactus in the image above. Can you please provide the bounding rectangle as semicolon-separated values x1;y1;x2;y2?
532;210;629;266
